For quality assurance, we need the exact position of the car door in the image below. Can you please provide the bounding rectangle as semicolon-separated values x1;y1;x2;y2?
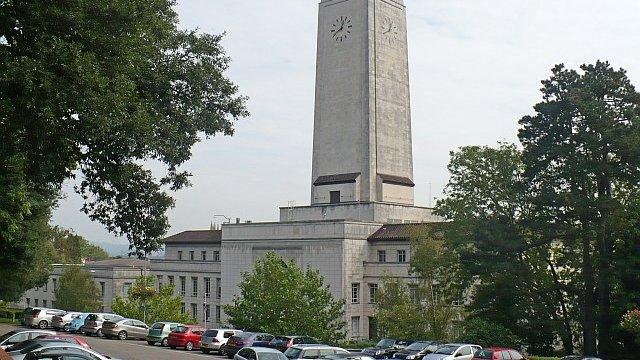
237;348;254;360
302;349;320;360
132;320;148;338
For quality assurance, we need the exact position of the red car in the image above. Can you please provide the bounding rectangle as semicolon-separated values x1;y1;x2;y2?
167;325;205;351
472;348;528;360
35;334;91;350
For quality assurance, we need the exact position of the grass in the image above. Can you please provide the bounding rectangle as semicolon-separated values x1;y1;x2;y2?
0;318;19;324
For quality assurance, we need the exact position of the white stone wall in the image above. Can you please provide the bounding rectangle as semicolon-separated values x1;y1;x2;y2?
312;181;360;204
279;202;438;223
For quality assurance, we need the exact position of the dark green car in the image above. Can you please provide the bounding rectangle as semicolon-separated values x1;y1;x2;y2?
146;322;183;347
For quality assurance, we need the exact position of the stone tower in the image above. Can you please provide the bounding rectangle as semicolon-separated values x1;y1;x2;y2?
311;0;414;206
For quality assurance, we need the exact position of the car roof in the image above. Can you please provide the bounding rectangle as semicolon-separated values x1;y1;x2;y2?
291;345;343;350
244;347;284;353
29;345;102;357
441;343;480;348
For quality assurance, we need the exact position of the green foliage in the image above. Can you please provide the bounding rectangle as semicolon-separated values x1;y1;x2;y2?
54;265;101;312
112;275;194;324
51;226;109;263
0;0;248;283
224;252;346;343
457;318;520;348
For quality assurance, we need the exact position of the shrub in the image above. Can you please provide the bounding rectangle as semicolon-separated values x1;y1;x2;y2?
457;318;520;348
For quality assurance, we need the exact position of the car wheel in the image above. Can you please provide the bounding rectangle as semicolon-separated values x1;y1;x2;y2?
96;329;103;338
63;324;70;332
202;349;210;354
185;341;194;351
227;353;234;359
147;341;155;346
118;331;127;340
220;347;227;356
161;338;169;347
170;346;176;349
38;320;48;329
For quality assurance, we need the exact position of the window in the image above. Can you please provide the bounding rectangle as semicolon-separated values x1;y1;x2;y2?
408;284;418;303
191;303;198;318
205;304;210;322
377;250;386;262
178;251;183;260
157;275;163;291
168;276;174;286
458;346;471;356
330;191;340;204
397;250;407;263
42;300;47;307
52;278;57;291
214;250;220;262
100;282;105;298
44;281;48;292
189;251;195;261
351;283;360;304
368;283;378;303
123;282;132;298
216;278;221;299
26;298;30;306
215;305;221;322
191;277;198;297
201;251;207;261
34;299;39;306
351;316;360;337
51;301;56;308
509;350;523;360
180;302;185;314
179;276;186;296
204;277;211;298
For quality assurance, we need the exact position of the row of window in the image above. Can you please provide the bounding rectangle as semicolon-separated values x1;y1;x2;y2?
157;275;222;299
180;302;222;323
376;249;407;263
36;278;58;293
350;283;419;304
25;298;54;308
177;250;220;262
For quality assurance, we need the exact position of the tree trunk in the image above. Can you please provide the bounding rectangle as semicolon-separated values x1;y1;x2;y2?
546;257;574;354
596;176;613;357
582;231;597;356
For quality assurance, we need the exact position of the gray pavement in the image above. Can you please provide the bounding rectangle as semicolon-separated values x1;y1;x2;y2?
0;324;229;360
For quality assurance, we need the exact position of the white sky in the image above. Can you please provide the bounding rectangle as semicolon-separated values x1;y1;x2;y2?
52;0;640;247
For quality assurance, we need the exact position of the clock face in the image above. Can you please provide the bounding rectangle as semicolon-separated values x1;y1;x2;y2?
381;17;399;44
330;16;352;42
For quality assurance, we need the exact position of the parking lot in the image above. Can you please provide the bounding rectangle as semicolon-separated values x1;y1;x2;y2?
0;324;229;360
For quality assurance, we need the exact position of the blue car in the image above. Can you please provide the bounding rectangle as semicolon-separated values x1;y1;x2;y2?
68;313;90;333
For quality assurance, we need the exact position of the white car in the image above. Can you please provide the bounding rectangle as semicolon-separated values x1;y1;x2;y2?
201;328;243;354
234;346;288;360
0;330;56;350
422;344;481;360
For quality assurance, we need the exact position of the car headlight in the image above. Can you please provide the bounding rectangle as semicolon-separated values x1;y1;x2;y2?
376;350;384;355
406;356;415;359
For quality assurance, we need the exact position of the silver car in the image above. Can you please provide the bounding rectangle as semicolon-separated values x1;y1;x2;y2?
284;345;350;360
422;344;481;360
7;340;81;360
0;330;56;350
201;329;243;354
102;318;149;340
24;308;67;329
80;313;124;337
235;347;288;360
19;343;115;360
51;312;81;332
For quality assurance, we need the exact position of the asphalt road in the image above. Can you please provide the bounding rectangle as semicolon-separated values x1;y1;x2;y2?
0;324;228;360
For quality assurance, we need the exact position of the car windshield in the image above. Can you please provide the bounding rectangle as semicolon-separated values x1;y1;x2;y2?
203;330;218;337
174;326;189;333
376;339;395;348
434;346;458;355
152;323;165;330
405;342;430;351
86;314;98;321
0;331;18;343
259;353;288;360
284;348;302;359
473;349;493;359
270;336;288;345
6;339;39;352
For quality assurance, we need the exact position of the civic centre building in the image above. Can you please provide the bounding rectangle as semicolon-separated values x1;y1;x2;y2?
17;0;443;340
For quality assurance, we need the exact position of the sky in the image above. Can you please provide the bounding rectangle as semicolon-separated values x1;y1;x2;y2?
51;0;640;251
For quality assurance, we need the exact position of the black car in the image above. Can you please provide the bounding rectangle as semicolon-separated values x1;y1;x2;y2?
392;341;442;360
267;336;320;353
224;332;275;358
362;339;414;359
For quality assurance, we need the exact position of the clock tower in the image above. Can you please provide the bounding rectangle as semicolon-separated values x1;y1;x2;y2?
311;0;414;206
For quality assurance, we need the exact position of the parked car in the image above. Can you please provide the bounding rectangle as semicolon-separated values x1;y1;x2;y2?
21;345;115;360
323;354;376;360
363;339;414;359
102;318;149;340
80;313;124;337
284;345;350;360
235;347;288;360
225;332;275;358
393;341;443;360
68;313;90;333
6;337;88;354
423;344;481;360
559;357;603;360
6;340;84;360
167;325;205;351
146;322;183;347
472;348;527;360
0;330;56;350
20;308;42;326
201;329;243;355
51;312;81;332
35;334;91;350
267;336;320;353
24;308;66;329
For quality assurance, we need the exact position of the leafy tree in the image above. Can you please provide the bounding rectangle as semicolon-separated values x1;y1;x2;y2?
458;318;520;348
519;61;640;357
112;275;194;324
51;226;110;263
433;144;573;355
224;252;346;343
0;0;248;300
54;265;101;312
